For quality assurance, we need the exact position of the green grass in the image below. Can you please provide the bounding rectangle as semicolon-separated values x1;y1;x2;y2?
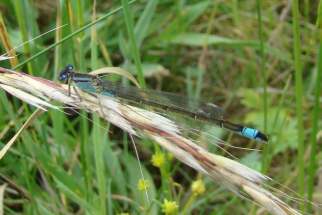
121;0;145;88
0;0;321;214
308;2;322;211
255;0;269;173
291;0;305;207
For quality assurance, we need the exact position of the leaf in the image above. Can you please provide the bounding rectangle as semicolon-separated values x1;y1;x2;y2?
154;1;210;42
169;33;291;62
103;140;128;196
240;88;263;110
171;33;258;47
91;67;141;88
271;119;298;154
127;63;169;78
134;0;159;48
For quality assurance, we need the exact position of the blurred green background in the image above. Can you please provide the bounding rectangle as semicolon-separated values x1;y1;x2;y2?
0;0;321;214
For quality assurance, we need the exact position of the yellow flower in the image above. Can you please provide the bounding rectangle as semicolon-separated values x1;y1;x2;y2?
162;199;178;215
191;179;205;196
137;178;150;191
151;152;165;168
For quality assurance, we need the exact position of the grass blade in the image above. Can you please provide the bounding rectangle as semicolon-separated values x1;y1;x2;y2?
134;0;159;48
308;3;322;210
121;0;145;88
291;0;305;208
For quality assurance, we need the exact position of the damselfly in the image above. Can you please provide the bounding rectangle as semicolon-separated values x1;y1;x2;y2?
59;64;268;142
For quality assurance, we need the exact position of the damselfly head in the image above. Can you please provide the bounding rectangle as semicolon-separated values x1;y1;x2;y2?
66;64;74;71
58;64;74;82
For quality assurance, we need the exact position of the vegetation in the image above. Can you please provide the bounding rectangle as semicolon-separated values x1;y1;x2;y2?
0;0;321;214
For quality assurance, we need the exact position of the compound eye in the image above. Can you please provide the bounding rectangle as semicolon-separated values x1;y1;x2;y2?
66;64;74;71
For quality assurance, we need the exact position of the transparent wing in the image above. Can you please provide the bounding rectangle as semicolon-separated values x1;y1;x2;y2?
95;79;225;122
74;79;268;142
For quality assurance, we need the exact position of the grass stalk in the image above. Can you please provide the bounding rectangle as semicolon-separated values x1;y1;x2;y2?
76;0;85;70
121;0;146;88
0;14;18;67
12;1;34;73
51;0;64;166
134;0;159;48
93;116;107;214
53;1;63;79
307;36;322;212
50;0;67;174
256;0;269;172
80;110;91;201
91;1;107;214
307;4;322;210
291;0;305;206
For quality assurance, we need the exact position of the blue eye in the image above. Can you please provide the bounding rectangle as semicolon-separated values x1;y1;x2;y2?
66;64;74;71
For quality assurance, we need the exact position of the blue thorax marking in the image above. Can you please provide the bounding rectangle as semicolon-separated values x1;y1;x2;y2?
75;82;115;97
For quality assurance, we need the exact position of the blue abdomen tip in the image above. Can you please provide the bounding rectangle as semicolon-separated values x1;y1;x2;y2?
241;127;259;139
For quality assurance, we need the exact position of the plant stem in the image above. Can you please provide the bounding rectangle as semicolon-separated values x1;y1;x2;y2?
292;0;305;208
121;0;146;88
